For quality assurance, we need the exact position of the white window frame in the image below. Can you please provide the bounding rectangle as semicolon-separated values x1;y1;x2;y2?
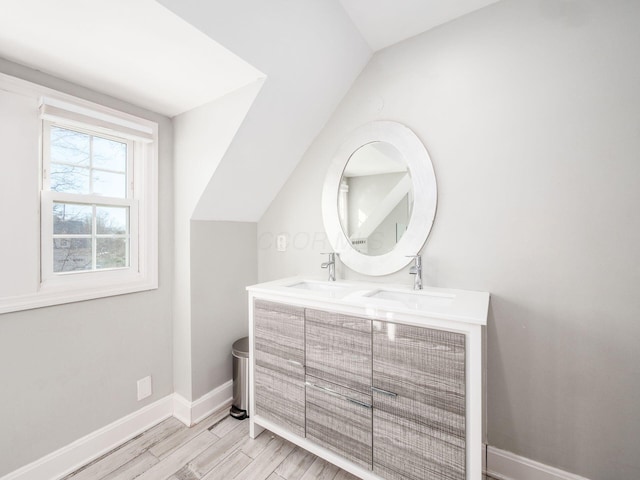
36;97;158;302
41;121;138;280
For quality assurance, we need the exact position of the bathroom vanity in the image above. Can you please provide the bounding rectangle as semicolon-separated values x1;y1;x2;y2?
247;277;489;480
247;120;487;479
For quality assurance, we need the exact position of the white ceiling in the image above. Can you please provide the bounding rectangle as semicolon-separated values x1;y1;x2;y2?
339;0;501;51
158;0;372;221
0;0;501;118
0;0;263;117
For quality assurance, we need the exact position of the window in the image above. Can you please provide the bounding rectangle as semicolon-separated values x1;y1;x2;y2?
38;98;157;298
0;75;158;313
43;123;136;276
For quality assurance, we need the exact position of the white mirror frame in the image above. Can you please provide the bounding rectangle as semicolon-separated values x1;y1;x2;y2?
322;121;437;276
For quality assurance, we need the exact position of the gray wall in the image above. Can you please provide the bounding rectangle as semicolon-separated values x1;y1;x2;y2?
190;221;257;399
257;1;640;478
0;58;174;476
171;82;262;402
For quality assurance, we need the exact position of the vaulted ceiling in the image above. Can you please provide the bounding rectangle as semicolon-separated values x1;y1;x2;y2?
338;0;500;51
0;0;263;117
0;0;502;222
0;0;500;117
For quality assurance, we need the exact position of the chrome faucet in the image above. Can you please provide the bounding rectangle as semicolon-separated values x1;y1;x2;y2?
321;252;337;282
407;255;423;290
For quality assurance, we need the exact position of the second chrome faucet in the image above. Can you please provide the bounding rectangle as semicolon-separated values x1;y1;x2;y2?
407;255;423;290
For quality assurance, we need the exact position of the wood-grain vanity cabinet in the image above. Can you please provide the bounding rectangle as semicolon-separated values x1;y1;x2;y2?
249;290;485;480
253;299;306;437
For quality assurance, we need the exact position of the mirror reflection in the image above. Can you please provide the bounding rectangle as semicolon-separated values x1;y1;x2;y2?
337;141;413;256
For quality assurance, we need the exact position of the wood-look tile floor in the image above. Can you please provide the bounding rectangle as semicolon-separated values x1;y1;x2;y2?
64;405;494;480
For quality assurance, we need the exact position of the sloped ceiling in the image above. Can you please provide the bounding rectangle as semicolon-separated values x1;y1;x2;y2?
161;0;504;222
339;0;502;51
0;0;503;122
0;0;504;221
0;0;263;117
157;0;372;221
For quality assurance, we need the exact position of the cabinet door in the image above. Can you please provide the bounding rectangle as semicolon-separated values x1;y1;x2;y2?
372;321;466;480
254;300;305;372
305;308;371;394
254;300;305;436
306;375;372;469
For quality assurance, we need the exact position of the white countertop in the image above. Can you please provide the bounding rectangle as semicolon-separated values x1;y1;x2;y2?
247;276;489;326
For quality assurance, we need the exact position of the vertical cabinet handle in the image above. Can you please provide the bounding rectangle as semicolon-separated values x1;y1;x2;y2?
372;386;398;397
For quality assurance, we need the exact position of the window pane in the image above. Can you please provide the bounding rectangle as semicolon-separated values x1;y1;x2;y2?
53;203;92;234
54;238;92;272
96;238;128;269
93;136;126;172
92;170;126;198
97;206;128;234
50;126;90;166
50;164;90;194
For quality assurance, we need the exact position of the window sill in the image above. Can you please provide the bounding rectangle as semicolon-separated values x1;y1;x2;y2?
0;275;158;314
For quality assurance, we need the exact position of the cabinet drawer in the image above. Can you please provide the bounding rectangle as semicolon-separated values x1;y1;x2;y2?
373;406;465;480
255;365;305;437
254;299;305;373
305;308;371;394
305;376;372;469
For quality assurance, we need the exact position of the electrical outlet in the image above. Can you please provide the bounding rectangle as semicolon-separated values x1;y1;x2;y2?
137;376;152;401
276;234;287;252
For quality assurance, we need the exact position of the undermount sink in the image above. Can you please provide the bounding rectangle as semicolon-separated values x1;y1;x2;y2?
285;281;456;306
286;280;350;296
365;289;455;308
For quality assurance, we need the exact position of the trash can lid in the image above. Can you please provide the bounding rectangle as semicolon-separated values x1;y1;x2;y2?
232;336;249;358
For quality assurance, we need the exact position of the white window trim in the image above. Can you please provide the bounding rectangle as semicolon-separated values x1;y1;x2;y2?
0;74;158;314
41;121;138;283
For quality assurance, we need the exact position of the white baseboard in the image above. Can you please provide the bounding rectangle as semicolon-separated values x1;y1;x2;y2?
191;380;233;425
2;383;588;480
487;446;591;480
0;395;174;480
171;392;192;427
1;381;233;480
172;379;233;427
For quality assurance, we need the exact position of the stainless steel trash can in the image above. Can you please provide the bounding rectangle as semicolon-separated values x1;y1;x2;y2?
230;336;249;419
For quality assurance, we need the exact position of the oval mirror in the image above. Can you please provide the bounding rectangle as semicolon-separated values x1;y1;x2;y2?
322;121;436;276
